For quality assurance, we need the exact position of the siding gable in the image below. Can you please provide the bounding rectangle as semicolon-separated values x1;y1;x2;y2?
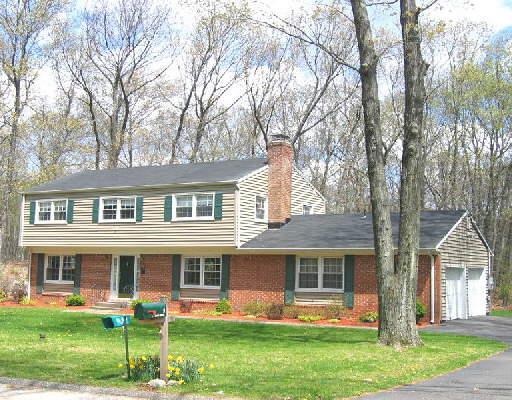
291;169;326;215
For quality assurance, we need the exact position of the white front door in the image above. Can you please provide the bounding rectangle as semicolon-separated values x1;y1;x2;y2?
446;267;466;320
468;268;486;317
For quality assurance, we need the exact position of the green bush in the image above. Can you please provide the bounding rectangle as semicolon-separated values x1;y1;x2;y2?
126;354;207;384
130;299;151;310
19;296;35;305
323;300;346;319
215;299;232;314
242;300;269;317
65;294;85;306
498;284;512;307
283;306;301;319
266;303;284;320
298;314;323;323
359;311;378;323
416;300;427;323
0;290;7;303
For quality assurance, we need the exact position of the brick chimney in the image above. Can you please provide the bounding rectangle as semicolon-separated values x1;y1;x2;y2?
267;134;293;228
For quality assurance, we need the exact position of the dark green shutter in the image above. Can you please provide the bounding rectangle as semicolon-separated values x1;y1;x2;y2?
136;196;143;222
73;254;82;295
214;192;223;220
36;253;45;294
171;254;181;300
92;198;99;223
164;196;173;222
66;200;74;223
220;255;230;299
344;255;355;308
285;255;296;305
29;201;36;224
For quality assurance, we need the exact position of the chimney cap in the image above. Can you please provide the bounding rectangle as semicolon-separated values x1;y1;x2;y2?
270;134;291;143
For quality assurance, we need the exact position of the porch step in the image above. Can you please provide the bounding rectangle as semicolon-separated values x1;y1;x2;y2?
91;300;130;311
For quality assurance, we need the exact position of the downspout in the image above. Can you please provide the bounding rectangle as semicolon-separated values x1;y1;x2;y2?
430;254;435;324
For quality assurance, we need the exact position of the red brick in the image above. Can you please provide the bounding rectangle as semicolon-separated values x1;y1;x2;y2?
267;139;293;224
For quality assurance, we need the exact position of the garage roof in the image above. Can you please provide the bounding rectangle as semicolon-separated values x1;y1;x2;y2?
242;210;466;250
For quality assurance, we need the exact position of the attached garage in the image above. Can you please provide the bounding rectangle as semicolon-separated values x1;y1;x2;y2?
438;213;491;321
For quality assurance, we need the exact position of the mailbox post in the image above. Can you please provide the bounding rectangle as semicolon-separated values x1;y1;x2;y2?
159;296;169;381
101;315;132;379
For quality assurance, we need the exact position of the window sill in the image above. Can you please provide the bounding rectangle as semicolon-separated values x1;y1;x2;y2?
98;220;137;224
295;289;344;293
254;219;268;224
34;221;68;225
45;280;74;285
181;285;221;290
172;217;215;222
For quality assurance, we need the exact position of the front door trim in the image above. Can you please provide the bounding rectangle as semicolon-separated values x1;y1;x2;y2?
110;254;140;300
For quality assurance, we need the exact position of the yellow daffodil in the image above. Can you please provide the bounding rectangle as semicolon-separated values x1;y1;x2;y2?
129;364;135;369
168;355;174;361
176;356;184;363
141;356;147;361
166;373;171;379
178;379;185;385
117;363;124;368
175;370;181;376
209;363;215;369
197;367;205;374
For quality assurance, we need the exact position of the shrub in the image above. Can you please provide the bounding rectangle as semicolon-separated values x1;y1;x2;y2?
66;294;86;306
242;300;269;317
126;354;207;384
498;284;512;307
298;314;323;323
131;299;151;310
283;306;301;319
359;311;378;323
179;300;193;313
323;300;346;320
19;296;35;305
327;318;340;323
416;300;427;323
0;290;7;303
215;299;232;314
266;303;284;320
11;281;27;303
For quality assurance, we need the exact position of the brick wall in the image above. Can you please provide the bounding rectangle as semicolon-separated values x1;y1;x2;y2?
230;255;286;309
267;138;293;224
138;254;172;301
80;254;112;303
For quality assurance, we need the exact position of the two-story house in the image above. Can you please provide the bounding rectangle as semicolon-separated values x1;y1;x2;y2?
21;134;491;322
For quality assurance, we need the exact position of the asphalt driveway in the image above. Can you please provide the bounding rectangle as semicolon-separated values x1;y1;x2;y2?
361;316;512;399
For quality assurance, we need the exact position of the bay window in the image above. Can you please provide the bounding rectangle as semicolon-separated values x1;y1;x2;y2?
36;200;67;223
173;193;214;220
46;255;75;283
182;256;221;288
100;197;136;222
296;257;344;292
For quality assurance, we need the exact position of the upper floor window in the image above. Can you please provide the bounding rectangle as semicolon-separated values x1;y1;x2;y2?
254;195;268;221
303;205;312;215
36;200;67;223
182;256;221;288
100;197;135;222
173;193;214;220
296;257;344;292
46;255;75;283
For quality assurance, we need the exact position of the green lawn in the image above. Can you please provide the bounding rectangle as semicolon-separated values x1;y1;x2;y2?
491;309;512;317
0;308;506;399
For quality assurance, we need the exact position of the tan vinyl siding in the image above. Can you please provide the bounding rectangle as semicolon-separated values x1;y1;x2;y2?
291;170;326;215
43;282;73;293
439;215;490;319
238;167;269;244
23;185;236;247
295;292;344;305
180;288;220;300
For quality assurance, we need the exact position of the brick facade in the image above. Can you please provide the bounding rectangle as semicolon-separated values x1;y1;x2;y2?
80;254;112;303
138;254;172;301
229;255;286;309
267;136;293;224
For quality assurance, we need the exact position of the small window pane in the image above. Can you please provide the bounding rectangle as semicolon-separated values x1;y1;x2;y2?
204;257;221;287
120;198;135;219
54;200;67;221
323;258;343;289
38;201;52;221
62;256;75;281
196;194;213;217
255;196;266;220
299;258;318;289
176;195;193;218
184;258;201;286
103;199;117;220
47;256;60;281
303;205;312;215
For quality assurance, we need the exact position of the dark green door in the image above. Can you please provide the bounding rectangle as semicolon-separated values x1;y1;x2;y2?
118;256;135;298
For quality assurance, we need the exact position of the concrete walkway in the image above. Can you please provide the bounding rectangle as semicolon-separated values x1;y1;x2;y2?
360;316;512;399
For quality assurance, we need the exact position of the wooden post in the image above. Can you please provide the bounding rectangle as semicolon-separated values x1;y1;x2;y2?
159;296;169;381
123;316;130;380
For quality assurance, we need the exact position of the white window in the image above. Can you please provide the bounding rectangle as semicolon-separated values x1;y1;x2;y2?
100;197;136;222
296;257;344;292
172;193;214;220
181;256;221;288
45;255;75;283
36;200;67;223
303;205;312;215
254;195;268;221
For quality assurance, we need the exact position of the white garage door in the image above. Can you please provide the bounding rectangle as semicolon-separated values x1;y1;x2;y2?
446;267;466;320
468;268;486;317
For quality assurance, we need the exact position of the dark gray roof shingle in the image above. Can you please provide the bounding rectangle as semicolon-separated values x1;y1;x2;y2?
26;158;267;193
242;210;466;250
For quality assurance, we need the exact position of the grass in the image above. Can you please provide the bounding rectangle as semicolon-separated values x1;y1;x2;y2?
491;309;512;318
0;308;506;399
